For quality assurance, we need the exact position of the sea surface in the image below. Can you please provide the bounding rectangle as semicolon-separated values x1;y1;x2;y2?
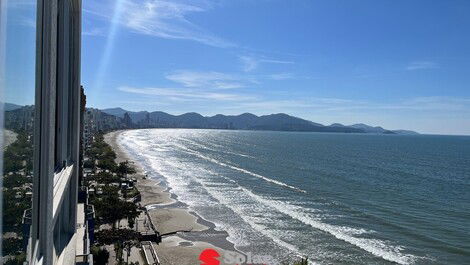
118;129;470;265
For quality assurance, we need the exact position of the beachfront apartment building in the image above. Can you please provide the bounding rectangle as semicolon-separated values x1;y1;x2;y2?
22;0;93;264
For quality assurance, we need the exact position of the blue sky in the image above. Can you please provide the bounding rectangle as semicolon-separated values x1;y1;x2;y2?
6;0;470;135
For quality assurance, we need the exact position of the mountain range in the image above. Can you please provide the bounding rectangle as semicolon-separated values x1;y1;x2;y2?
101;107;419;135
2;103;419;135
3;103;23;111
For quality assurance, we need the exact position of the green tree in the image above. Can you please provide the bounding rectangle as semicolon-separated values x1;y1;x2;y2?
83;159;95;169
89;171;120;185
3;253;26;265
97;158;117;172
95;229;141;265
2;238;23;256
91;246;110;265
93;195;141;228
3;174;29;188
117;161;136;178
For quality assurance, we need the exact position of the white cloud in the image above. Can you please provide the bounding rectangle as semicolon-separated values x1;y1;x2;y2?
118;86;254;101
220;96;470;115
268;73;294;80
406;61;439;71
116;84;470;134
165;71;246;89
394;96;470;111
225;97;360;111
85;0;233;47
317;96;470;113
82;27;105;36
239;56;258;72
239;55;294;72
226;100;314;110
262;59;295;64
115;100;172;106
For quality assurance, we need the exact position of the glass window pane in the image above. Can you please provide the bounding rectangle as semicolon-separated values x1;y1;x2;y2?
2;0;36;263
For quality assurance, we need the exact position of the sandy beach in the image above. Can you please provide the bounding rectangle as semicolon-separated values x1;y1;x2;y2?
104;130;240;265
3;129;17;149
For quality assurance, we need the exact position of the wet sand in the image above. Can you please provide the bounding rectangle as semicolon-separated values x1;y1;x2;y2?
104;130;240;265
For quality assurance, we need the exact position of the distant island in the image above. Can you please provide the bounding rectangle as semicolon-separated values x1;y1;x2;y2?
4;104;419;135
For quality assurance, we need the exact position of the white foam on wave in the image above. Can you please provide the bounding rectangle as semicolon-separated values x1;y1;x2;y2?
225;163;307;193
203;184;301;255
119;130;418;265
181;138;256;159
174;143;307;193
125;142;305;261
164;162;323;264
157;164;298;256
119;131;314;257
239;187;419;265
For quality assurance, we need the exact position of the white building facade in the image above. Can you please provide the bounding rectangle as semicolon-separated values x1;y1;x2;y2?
27;0;90;264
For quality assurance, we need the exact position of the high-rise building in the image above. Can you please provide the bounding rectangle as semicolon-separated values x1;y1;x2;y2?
25;0;92;264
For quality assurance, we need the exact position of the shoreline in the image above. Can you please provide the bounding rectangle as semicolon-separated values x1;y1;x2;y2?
104;130;240;265
3;129;18;149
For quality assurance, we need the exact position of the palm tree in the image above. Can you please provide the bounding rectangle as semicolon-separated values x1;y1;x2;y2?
95;229;141;265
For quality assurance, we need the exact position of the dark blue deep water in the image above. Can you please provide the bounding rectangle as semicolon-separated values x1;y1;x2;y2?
119;129;470;264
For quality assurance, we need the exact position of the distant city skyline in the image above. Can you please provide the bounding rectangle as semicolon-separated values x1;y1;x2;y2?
5;0;470;135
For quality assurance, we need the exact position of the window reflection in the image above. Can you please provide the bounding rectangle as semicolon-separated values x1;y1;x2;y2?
2;0;36;263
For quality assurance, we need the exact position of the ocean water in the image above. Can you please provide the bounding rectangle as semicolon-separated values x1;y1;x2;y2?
118;129;470;265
